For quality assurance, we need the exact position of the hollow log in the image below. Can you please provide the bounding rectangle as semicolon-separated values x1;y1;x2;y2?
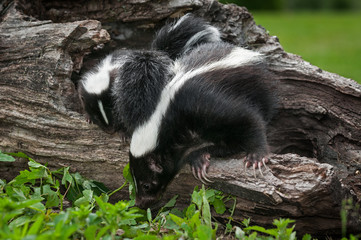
0;0;360;237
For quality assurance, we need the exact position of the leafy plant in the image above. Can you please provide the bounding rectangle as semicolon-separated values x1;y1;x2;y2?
1;151;359;239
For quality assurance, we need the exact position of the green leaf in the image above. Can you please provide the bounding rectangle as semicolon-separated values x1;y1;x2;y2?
195;224;212;240
96;225;111;239
163;195;178;208
8;215;32;229
123;163;136;200
169;213;185;226
28;159;45;169
189;211;201;229
302;234;312;240
123;163;132;182
212;198;226;214
244;225;271;235
42;184;60;208
242;218;251;228
191;190;202;209
202;194;211;228
84;225;98;240
0;151;15;162
5;152;31;160
147;208;152;222
74;189;94;207
61;167;73;185
201;186;211;228
205;189;216;201
28;200;46;213
163;217;180;231
27;215;44;235
91;181;109;195
185;204;196;218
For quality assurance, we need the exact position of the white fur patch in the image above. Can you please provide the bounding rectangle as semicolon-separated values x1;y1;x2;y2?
82;55;120;95
98;100;109;125
130;47;262;157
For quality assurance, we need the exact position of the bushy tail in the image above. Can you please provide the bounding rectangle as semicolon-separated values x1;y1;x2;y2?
152;14;221;59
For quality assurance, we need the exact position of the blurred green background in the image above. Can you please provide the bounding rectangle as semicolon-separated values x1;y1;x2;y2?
219;0;361;83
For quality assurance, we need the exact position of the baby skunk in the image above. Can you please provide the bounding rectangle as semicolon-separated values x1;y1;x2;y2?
129;41;278;209
78;50;173;135
78;54;121;133
152;13;221;59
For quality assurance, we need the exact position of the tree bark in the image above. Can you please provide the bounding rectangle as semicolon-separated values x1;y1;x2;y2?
1;0;360;236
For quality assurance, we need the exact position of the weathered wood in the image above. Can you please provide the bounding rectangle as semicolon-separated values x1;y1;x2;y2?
1;0;360;236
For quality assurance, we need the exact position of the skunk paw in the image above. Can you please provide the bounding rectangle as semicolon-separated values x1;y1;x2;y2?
190;153;214;184
244;153;269;178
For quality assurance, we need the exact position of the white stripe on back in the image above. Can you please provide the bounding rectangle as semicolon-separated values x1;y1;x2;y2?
130;47;262;157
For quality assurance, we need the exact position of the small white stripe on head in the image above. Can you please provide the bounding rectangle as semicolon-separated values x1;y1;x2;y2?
183;26;221;53
130;47;262;157
98;100;109;125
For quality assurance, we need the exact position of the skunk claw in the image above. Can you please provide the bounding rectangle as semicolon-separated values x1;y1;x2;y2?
262;158;269;169
197;170;206;184
202;164;213;183
258;162;264;177
192;166;199;180
202;168;214;183
253;163;257;178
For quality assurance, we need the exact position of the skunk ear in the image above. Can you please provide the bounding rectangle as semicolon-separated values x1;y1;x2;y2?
149;159;163;173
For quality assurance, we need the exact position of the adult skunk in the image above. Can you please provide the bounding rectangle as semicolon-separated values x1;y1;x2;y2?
78;16;277;209
129;41;278;209
152;13;221;59
78;50;173;135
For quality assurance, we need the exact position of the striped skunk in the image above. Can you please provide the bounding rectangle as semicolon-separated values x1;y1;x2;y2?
78;15;277;209
78;50;173;135
151;13;221;59
129;41;278;209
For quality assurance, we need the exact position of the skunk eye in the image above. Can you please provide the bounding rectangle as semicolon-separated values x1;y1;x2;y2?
142;183;150;191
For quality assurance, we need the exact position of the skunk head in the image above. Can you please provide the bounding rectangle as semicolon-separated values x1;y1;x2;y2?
79;55;123;133
129;151;177;209
79;85;115;133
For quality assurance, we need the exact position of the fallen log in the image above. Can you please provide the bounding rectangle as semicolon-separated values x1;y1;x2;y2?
0;0;360;236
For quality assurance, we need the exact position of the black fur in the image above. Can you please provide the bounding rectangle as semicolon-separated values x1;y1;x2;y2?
111;50;173;133
130;42;278;209
78;50;173;135
152;14;221;59
78;86;115;133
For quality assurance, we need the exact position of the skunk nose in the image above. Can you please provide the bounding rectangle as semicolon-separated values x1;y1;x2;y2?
135;196;158;209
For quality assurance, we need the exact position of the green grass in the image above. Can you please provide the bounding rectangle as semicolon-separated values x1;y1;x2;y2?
252;12;361;83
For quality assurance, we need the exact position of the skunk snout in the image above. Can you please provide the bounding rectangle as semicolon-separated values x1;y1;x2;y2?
135;196;159;209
